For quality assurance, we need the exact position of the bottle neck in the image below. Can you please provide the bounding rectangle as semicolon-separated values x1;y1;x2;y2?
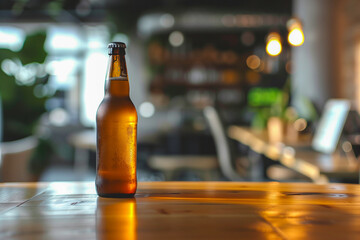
105;54;129;97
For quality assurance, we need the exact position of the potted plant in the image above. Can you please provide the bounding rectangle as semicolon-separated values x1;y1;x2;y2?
0;31;53;181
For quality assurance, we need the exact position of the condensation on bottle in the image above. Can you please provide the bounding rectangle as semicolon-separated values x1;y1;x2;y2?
96;42;138;198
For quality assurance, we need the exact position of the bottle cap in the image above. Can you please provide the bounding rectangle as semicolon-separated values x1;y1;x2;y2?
108;42;126;55
108;42;126;49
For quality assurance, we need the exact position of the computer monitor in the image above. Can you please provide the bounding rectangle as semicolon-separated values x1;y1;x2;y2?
312;99;351;154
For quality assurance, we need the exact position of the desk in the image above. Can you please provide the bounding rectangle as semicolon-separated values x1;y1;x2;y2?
1;181;360;239
228;126;359;183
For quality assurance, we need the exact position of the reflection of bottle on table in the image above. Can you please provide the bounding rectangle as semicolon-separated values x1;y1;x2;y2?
96;197;137;240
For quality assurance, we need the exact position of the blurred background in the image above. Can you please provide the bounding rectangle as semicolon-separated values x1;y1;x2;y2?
1;0;360;183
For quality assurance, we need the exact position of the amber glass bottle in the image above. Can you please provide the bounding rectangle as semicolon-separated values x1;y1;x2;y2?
96;42;137;198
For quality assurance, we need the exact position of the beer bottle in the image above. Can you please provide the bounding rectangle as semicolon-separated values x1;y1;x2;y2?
96;42;137;198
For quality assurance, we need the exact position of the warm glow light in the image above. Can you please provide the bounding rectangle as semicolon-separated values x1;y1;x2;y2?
266;40;282;56
287;18;305;47
266;33;282;56
288;28;304;46
267;117;283;143
246;55;261;70
293;118;307;132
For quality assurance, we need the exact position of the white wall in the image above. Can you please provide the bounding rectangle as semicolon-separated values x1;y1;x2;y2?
292;0;337;110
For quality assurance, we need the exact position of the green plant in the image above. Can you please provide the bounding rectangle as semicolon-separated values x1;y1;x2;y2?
0;31;54;176
0;31;49;141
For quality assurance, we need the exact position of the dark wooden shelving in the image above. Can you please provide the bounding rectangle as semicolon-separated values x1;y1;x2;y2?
152;80;243;90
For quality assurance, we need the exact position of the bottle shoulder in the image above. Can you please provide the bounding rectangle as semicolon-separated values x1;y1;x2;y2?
97;97;137;121
100;95;135;104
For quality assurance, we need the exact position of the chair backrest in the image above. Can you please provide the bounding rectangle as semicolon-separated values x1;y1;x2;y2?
0;136;38;182
203;106;243;181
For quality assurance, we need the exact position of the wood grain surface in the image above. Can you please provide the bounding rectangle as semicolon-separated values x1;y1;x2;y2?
1;181;360;239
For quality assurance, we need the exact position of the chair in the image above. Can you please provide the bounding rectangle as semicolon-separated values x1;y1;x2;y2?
148;106;245;181
203;106;245;181
0;136;39;182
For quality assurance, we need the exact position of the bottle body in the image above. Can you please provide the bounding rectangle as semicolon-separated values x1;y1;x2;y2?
96;42;137;198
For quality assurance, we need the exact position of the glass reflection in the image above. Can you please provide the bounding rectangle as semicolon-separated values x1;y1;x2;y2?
96;197;137;240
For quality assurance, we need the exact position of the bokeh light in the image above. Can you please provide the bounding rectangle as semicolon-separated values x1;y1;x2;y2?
288;28;304;46
139;102;155;118
169;31;184;47
246;55;261;70
293;118;307;132
266;33;282;56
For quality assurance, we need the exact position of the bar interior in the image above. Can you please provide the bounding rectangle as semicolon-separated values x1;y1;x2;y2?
1;0;360;239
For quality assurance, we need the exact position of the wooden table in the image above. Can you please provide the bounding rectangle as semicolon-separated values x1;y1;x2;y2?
1;181;360;239
228;126;360;183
